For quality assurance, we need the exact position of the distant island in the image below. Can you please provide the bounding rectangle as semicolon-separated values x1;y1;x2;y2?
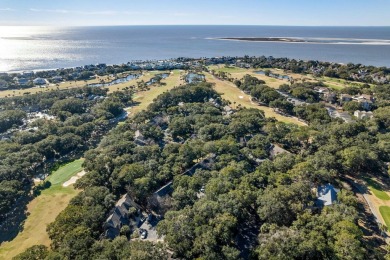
218;37;306;43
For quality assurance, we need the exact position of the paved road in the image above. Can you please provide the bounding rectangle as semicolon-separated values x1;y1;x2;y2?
344;176;388;237
276;90;308;106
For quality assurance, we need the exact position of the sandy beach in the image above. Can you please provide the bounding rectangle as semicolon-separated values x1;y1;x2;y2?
218;37;305;43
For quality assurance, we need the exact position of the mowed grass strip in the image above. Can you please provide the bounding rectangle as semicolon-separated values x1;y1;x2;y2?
366;178;390;200
208;65;374;91
0;71;145;98
106;71;164;94
379;206;390;231
130;70;184;115
0;75;111;98
204;73;306;126
208;65;293;89
0;159;84;259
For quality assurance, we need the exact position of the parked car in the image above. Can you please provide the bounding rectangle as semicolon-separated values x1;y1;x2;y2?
140;230;148;239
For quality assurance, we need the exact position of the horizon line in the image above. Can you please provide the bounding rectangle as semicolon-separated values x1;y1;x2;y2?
1;24;390;27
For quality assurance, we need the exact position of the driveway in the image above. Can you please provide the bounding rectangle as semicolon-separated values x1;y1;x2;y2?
137;214;164;242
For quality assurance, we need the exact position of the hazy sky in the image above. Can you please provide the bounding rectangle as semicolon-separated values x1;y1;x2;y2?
0;0;389;26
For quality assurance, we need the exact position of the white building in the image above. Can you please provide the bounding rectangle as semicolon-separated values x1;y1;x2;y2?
33;78;47;85
354;110;374;120
353;94;374;110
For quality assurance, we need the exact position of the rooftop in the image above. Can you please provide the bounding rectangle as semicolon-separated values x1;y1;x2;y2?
317;183;339;206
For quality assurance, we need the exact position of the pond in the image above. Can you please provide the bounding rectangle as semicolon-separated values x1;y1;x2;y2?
146;73;170;86
254;70;290;80
186;73;205;84
88;74;140;87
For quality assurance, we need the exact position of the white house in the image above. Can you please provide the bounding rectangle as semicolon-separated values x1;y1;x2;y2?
356;98;373;110
354;110;374;120
33;78;47;85
352;94;374;110
315;87;336;103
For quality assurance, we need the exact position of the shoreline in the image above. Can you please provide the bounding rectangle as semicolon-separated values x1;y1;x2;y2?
2;48;390;73
211;37;390;46
218;37;306;43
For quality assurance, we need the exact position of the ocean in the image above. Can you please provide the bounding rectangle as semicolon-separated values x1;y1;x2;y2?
0;25;389;72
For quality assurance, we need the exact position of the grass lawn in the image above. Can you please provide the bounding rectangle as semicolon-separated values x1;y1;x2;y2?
0;75;111;98
379;206;390;231
208;65;292;89
0;159;84;259
321;76;373;88
323;83;345;90
207;65;375;92
106;71;164;94
129;70;184;115
207;65;249;74
129;67;306;124
318;78;349;90
366;178;390;200
0;71;148;98
204;73;306;126
47;159;84;185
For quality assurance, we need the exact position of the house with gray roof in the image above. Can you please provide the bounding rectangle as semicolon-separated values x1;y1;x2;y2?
13;77;29;86
33;78;47;85
269;144;290;159
316;184;339;207
104;194;140;240
134;130;149;146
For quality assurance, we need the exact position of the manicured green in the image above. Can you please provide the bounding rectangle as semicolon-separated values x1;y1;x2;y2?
379;206;390;231
324;83;344;90
320;76;374;90
0;159;84;259
366;178;390;200
131;70;183;115
207;65;248;73
47;159;84;186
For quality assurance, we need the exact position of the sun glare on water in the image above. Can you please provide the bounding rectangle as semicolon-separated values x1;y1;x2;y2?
0;26;56;72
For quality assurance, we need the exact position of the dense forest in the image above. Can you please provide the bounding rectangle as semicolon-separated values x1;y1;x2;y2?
13;82;390;259
0;87;133;237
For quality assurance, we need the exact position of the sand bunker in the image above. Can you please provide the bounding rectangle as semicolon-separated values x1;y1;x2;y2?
62;170;86;187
